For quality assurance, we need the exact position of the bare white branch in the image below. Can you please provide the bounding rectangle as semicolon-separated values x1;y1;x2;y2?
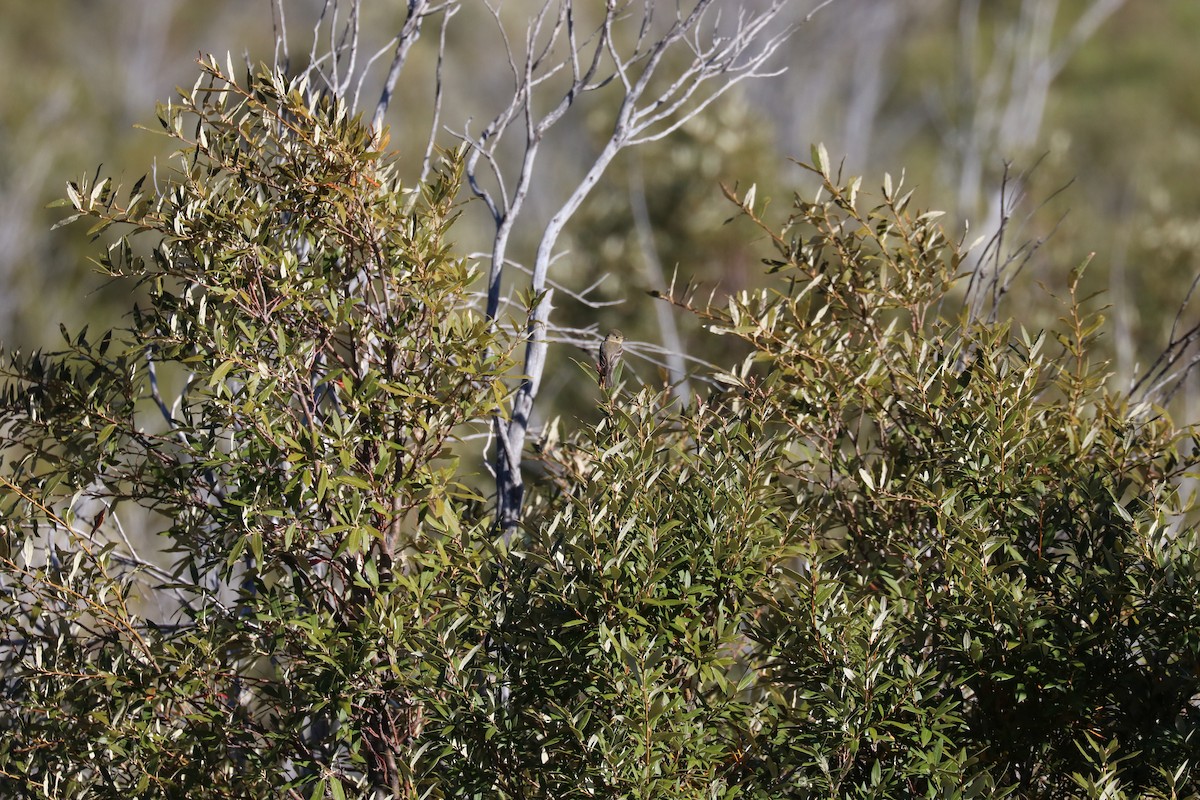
454;0;826;531
276;0;833;532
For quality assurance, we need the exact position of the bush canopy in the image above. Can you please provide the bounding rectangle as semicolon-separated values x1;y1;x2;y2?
1;61;1199;799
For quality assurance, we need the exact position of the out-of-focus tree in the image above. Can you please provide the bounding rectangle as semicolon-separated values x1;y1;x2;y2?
750;1;1200;406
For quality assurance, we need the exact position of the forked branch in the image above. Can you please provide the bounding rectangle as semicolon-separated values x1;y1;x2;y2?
451;0;822;532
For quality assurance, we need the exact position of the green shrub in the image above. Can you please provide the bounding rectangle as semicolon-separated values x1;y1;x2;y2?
1;64;1198;799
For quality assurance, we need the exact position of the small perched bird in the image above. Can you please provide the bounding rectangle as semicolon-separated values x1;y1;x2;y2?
598;329;624;389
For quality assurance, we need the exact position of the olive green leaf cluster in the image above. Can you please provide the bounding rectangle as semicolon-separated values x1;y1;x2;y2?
2;60;1200;799
674;151;1200;796
0;59;512;797
514;149;1200;796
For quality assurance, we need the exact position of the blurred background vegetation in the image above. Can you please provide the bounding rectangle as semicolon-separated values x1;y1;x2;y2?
5;0;1200;419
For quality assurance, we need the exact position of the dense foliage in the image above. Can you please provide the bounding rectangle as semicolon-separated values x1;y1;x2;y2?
2;63;1199;799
